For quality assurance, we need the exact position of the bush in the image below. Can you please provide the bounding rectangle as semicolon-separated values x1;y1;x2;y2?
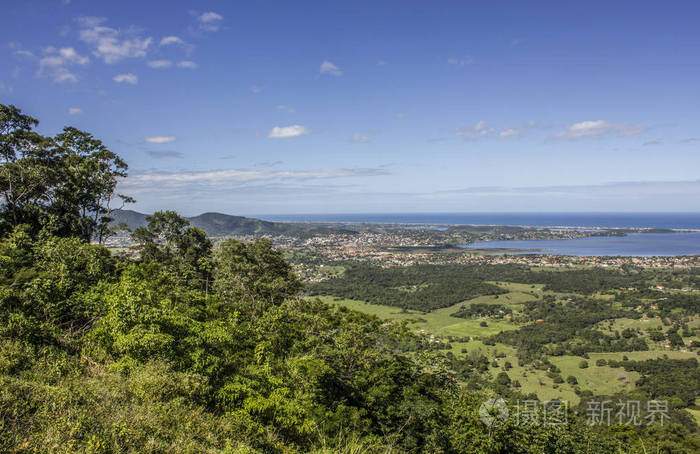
495;372;511;386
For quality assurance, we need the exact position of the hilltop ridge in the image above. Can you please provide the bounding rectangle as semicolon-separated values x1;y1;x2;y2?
110;209;356;237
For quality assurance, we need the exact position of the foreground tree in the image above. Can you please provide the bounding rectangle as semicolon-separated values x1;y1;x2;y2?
132;210;213;286
51;127;132;243
214;238;303;313
0;104;131;242
0;105;54;235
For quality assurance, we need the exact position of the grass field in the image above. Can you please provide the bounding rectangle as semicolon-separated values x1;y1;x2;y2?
318;296;520;337
316;280;544;341
315;288;700;407
689;398;700;425
596;317;664;334
688;409;700;425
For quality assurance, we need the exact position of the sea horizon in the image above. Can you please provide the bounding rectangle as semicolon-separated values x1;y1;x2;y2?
253;212;700;230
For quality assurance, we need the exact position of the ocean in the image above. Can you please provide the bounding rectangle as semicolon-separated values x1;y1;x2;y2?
258;213;700;230
463;232;700;257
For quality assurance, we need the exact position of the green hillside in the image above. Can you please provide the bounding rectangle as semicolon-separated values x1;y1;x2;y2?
112;209;357;237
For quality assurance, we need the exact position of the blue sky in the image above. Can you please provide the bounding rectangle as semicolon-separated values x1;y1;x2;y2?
2;0;699;215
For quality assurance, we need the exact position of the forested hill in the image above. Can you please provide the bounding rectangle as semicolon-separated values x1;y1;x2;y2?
111;209;357;237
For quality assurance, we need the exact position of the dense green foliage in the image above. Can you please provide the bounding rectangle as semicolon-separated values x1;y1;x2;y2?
311;262;699;306
621;358;700;407
1;105;131;243
308;264;506;311
492;298;650;359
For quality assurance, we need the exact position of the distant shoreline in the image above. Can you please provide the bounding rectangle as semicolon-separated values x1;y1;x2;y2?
255;212;700;231
269;220;700;233
462;231;700;257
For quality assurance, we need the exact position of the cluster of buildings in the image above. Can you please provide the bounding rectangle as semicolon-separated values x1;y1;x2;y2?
268;229;699;271
103;225;699;272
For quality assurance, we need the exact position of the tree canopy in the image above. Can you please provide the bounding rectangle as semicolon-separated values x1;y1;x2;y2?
0;104;131;242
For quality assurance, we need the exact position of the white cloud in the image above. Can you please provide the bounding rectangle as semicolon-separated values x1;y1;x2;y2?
159;35;184;46
176;60;197;69
53;69;78;83
456;120;489;139
250;85;262;94
38;47;89;83
61;47;89;64
499;128;521;138
113;73;138;84
267;125;308;138
40;47;89;66
349;133;372;143
447;56;474;66
555;120;645;140
39;56;64;67
148;59;172;68
147;150;183;159
79;21;152;64
76;16;105;28
320;60;343;76
9;41;34;58
442;180;700;198
199;11;223;22
144;135;177;144
556;120;608;139
67;107;82;115
14;49;35;58
197;12;223;32
121;167;388;191
276;105;295;113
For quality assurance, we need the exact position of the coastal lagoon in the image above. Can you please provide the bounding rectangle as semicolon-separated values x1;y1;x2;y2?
462;232;700;257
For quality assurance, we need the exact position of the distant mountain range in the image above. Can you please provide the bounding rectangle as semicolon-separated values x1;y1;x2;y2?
110;210;357;237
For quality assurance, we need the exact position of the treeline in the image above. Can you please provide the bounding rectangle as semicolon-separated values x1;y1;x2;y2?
308;264;506;311
614;289;700;316
311;263;699;311
451;302;512;318
491;299;648;359
621;357;700;408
